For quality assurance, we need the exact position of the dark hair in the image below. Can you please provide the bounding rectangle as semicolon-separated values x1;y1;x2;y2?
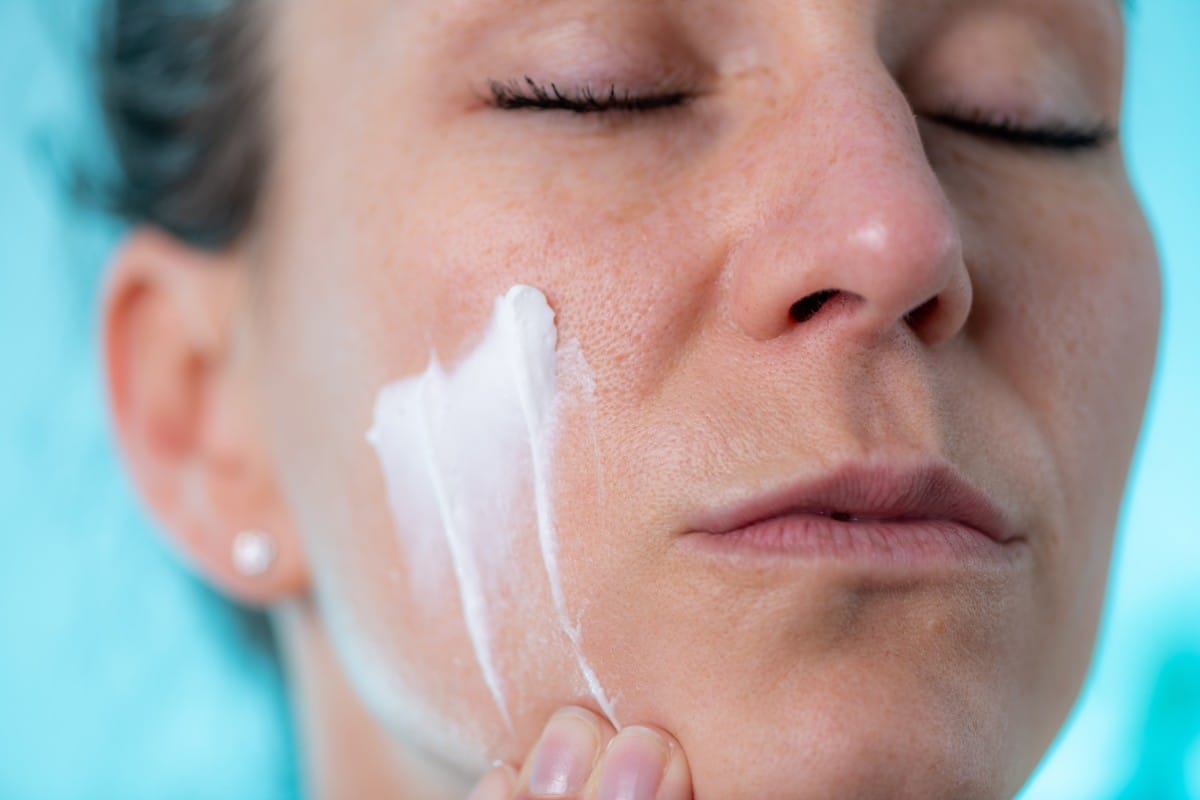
96;0;270;250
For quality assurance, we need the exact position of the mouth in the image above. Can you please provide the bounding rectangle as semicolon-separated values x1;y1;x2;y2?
682;460;1026;570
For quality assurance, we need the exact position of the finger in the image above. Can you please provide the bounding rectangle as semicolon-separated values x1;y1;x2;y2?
584;724;692;800
468;763;517;800
656;728;692;800
513;706;616;798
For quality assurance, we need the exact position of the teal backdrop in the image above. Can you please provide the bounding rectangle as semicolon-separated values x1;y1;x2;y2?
1;2;1196;798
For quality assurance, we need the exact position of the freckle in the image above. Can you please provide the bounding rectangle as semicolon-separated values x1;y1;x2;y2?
602;197;653;226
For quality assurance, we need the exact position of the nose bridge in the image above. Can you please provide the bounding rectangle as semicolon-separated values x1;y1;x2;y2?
727;57;971;346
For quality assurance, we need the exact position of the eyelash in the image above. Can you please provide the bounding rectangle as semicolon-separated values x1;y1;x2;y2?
926;107;1116;152
488;77;692;114
487;77;1116;152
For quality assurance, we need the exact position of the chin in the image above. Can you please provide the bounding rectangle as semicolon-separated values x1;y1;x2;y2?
606;604;1039;800
677;692;1023;800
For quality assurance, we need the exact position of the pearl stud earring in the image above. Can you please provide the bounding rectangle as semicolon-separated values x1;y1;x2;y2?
232;529;277;577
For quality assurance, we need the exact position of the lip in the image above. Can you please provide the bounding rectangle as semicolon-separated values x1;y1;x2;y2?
683;460;1024;568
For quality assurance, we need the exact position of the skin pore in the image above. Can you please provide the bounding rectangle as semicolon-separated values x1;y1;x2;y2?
103;0;1159;798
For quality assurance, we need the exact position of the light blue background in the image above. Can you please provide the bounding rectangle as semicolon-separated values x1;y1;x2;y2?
1;2;1196;798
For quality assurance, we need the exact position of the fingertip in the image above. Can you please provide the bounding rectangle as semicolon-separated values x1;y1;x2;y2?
516;706;615;797
468;763;517;800
657;733;693;800
556;704;618;741
601;723;692;800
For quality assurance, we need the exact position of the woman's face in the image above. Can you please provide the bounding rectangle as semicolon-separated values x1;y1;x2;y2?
242;0;1157;796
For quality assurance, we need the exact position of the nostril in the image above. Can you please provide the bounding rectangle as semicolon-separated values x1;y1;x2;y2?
790;289;840;324
903;296;939;329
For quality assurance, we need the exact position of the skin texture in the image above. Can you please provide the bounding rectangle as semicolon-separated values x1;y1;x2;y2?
103;0;1160;797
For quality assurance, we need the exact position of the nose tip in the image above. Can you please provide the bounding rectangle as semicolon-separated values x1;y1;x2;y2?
731;200;973;347
845;212;973;347
725;64;975;349
836;213;971;345
728;133;980;348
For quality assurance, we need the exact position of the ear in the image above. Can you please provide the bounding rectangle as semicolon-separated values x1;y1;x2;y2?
103;229;308;605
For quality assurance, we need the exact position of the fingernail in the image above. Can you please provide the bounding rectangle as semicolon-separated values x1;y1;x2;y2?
596;727;668;800
528;709;601;796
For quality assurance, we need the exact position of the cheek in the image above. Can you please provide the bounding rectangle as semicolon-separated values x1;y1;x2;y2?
259;25;722;765
966;169;1160;709
960;155;1161;506
261;277;639;770
991;194;1158;534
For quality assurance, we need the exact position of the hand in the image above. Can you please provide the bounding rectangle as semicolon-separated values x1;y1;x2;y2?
468;706;692;800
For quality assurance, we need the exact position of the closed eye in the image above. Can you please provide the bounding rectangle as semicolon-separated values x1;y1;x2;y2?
488;77;1116;153
486;77;692;114
925;109;1117;152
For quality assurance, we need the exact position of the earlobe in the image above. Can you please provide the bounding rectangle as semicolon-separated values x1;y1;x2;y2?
102;229;309;606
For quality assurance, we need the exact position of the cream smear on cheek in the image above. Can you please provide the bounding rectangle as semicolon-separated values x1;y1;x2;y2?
367;285;619;732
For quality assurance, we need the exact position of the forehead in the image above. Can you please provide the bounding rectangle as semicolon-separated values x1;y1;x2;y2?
406;0;1124;94
412;0;1125;67
275;0;1125;120
424;0;1123;28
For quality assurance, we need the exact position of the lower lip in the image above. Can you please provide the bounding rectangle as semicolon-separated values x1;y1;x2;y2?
682;514;1024;570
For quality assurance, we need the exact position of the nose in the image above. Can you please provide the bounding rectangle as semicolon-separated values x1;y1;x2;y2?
726;62;973;347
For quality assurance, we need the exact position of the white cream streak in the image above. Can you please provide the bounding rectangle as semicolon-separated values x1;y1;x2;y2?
368;285;617;735
416;363;513;729
498;294;621;728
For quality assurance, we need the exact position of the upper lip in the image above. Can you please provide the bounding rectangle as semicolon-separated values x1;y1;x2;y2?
689;460;1019;544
